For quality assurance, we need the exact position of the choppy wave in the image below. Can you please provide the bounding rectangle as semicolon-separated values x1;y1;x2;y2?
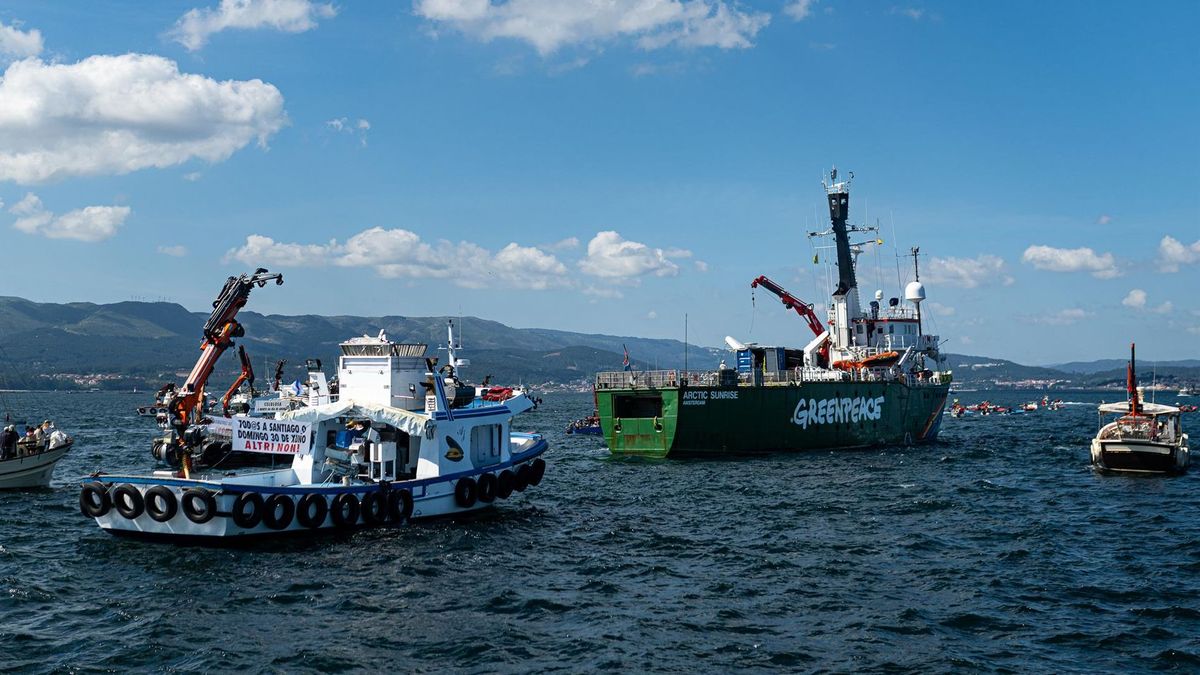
1;390;1197;672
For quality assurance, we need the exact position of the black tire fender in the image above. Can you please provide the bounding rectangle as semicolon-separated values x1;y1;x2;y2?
454;476;478;508
476;473;497;503
144;486;178;523
231;492;264;529
361;490;387;526
514;464;532;492
297;493;328;529
529;458;546;486
496;470;515;499
387;489;413;523
330;492;360;527
111;484;144;520
262;493;295;530
79;482;111;518
182;488;217;524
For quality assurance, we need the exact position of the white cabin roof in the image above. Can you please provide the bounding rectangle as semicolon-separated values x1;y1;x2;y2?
1098;401;1179;416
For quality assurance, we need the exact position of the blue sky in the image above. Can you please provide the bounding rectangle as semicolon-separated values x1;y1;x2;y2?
0;0;1196;365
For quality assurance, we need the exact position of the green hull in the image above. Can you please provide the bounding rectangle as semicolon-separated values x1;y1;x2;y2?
597;381;950;458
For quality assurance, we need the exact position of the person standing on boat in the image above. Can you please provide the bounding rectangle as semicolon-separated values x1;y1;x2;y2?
0;425;17;459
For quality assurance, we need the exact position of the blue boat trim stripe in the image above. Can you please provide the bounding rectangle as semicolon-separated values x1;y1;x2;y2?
88;438;548;494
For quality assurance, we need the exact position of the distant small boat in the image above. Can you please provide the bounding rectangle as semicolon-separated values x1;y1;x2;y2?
1091;344;1190;475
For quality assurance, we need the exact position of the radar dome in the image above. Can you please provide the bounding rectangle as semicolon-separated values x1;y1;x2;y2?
874;289;884;301
904;281;926;304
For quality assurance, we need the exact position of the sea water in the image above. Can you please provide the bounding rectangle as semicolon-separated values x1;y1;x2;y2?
1;391;1197;672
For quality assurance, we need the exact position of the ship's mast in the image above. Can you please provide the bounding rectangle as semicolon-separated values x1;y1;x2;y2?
911;246;922;336
821;167;861;350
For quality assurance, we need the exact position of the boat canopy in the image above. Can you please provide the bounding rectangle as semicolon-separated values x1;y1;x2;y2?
279;399;431;437
1097;401;1179;416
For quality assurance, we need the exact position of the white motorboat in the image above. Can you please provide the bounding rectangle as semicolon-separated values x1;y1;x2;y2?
1091;344;1190;475
80;330;549;542
1;430;74;489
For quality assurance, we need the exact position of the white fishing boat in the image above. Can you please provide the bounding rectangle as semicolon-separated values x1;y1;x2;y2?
0;426;74;489
80;327;548;542
1091;344;1190;475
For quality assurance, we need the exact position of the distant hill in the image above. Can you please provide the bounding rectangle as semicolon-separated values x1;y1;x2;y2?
0;296;719;391
0;296;1193;392
1050;358;1200;374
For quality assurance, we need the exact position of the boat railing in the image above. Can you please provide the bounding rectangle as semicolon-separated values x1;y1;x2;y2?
596;367;952;389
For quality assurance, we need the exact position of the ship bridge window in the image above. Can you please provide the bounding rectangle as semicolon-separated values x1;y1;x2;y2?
889;325;894;334
856;325;864;334
615;395;663;419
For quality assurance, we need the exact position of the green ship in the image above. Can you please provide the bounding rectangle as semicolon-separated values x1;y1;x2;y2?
596;168;952;458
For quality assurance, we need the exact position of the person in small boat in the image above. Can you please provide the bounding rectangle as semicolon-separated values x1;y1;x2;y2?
19;426;37;455
1;425;18;459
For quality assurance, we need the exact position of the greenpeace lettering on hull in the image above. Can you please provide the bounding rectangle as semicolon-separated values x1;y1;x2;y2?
791;396;886;429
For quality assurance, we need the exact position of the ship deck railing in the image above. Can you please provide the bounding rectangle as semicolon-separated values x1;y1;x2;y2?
595;368;951;390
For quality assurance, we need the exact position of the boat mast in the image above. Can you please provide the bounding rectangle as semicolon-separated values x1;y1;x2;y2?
821;167;860;350
911;246;922;336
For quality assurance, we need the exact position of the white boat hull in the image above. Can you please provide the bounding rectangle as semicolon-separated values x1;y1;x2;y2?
83;442;548;542
0;443;73;489
1090;438;1190;475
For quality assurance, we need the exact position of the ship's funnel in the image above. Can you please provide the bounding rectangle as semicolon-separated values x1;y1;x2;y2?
725;336;749;351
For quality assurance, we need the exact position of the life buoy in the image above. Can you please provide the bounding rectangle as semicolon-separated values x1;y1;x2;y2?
330;492;360;527
232;492;264;529
514;464;532;492
182;488;217;524
79;482;111;518
112;484;144;519
297;493;328;529
476;473;497;503
262;494;295;530
496;470;515;499
361;490;387;525
387;489;413;523
529;458;546;486
454;477;478;508
144;486;178;523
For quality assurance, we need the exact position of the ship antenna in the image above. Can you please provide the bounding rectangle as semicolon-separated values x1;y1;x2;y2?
890;211;903;293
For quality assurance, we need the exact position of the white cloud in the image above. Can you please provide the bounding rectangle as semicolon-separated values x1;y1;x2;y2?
928;301;955;316
784;0;817;21
544;236;580;251
225;227;568;290
1124;289;1174;315
1021;245;1120;279
0;19;43;60
1122;289;1146;309
157;244;188;257
694;260;709;272
583;285;623;299
10;192;129;242
890;6;925;20
414;0;770;56
924;254;1013;289
1157;235;1200;273
326;117;371;147
169;0;337;51
183;171;203;182
646;310;658;319
0;54;286;185
1096;214;1112;225
1030;308;1091;326
578;230;683;282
